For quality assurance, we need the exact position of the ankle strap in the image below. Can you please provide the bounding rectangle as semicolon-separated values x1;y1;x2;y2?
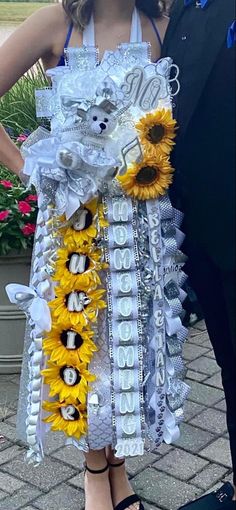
85;463;109;474
109;460;125;468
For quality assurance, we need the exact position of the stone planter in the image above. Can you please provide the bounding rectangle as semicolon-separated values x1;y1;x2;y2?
0;250;32;374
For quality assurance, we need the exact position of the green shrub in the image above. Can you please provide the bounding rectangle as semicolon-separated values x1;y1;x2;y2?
0;62;49;179
0;63;48;137
0;63;48;253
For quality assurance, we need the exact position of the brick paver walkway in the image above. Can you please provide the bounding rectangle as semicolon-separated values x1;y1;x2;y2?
0;321;233;510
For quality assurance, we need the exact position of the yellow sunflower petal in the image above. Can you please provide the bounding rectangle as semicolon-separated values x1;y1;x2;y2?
117;151;174;201
136;108;177;156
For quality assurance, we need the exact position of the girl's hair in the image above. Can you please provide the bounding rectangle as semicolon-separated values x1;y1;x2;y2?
62;0;164;30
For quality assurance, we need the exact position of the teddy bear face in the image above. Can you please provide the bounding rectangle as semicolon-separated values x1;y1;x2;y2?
86;106;117;136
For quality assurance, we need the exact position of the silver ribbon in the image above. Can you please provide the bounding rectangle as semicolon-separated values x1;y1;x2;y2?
87;304;113;451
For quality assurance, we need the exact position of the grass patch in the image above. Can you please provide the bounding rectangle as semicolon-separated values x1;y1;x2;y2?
0;2;45;23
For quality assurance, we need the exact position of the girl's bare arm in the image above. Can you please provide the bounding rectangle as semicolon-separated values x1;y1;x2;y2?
0;124;24;174
0;5;66;174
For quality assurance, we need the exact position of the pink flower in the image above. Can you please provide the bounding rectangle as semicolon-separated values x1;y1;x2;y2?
16;134;28;143
0;180;13;188
0;210;10;221
18;200;32;214
25;194;37;202
21;223;36;236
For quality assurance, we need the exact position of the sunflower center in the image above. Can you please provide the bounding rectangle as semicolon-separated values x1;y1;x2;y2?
136;166;158;185
60;404;80;421
60;365;81;386
148;124;165;144
61;330;84;350
66;253;90;274
66;291;90;312
72;208;93;231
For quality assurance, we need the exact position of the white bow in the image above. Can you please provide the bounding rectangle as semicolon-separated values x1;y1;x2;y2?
22;136;115;219
5;283;51;333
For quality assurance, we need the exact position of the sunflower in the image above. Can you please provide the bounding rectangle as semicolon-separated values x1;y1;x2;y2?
61;199;98;247
53;244;106;289
50;286;106;327
136;109;177;156
43;324;98;365
117;152;174;201
41;361;95;402
43;399;87;439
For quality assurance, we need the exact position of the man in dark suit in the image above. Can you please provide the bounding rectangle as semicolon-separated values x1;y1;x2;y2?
162;0;235;508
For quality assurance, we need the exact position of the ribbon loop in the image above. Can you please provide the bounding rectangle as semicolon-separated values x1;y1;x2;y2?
6;283;51;332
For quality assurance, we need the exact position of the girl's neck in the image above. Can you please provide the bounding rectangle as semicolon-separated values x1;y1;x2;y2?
93;0;136;24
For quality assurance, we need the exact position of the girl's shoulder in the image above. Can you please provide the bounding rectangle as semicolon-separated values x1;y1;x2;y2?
31;3;68;31
23;4;68;41
33;4;74;69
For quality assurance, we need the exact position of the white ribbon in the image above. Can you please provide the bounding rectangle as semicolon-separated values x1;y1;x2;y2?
22;136;119;219
163;407;180;444
22;137;95;219
6;283;51;333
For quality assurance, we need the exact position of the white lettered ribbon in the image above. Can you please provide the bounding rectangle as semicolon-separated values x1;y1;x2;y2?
146;199;167;446
105;196;145;458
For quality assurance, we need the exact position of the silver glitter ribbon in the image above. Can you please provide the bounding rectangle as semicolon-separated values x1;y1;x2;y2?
65;46;99;70
87;288;113;450
35;89;54;119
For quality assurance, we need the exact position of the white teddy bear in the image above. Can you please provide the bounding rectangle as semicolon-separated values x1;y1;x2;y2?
86;105;117;137
56;101;118;172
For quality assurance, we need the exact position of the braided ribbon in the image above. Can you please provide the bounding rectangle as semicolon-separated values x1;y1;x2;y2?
6;204;55;463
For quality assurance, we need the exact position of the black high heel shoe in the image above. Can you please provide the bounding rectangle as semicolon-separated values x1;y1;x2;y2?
109;460;144;510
